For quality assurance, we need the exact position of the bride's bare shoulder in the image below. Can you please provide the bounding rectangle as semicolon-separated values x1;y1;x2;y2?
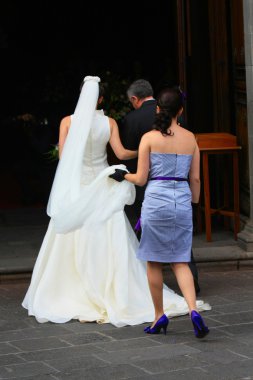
59;115;71;131
60;115;71;124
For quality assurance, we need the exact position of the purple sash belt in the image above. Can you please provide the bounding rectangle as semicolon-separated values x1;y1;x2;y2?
134;176;188;231
150;176;188;181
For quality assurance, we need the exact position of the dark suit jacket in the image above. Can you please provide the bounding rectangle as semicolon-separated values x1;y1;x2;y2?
119;99;157;174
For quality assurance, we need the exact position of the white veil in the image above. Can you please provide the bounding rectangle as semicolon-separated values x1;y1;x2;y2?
46;75;135;234
47;75;100;218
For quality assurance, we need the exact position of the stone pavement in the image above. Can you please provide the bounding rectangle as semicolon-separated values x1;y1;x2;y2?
1;207;253;276
0;207;253;379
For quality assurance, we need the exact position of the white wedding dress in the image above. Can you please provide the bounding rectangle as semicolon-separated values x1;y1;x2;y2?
22;110;211;327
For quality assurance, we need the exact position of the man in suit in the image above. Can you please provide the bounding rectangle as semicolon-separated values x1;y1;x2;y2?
120;79;156;228
119;79;200;295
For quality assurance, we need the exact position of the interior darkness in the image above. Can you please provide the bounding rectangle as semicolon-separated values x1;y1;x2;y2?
0;1;179;206
186;0;213;133
1;1;178;119
0;1;236;234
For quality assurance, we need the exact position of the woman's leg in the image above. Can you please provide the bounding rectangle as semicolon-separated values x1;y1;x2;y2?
147;261;164;323
171;262;197;312
171;263;209;338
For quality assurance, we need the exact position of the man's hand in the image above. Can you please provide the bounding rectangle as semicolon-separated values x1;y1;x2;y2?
109;169;128;182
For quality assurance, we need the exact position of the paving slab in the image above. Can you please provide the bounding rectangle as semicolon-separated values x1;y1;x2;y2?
0;207;253;379
0;267;252;379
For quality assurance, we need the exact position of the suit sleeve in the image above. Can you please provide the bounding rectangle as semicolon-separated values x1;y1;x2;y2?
119;115;139;150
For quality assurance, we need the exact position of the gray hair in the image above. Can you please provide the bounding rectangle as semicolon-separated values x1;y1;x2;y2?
127;79;153;99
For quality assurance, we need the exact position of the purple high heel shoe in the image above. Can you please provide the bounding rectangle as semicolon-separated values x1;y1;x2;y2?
144;314;169;335
191;310;209;338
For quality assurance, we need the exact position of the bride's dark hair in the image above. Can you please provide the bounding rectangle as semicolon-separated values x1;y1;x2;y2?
153;87;183;136
98;83;105;98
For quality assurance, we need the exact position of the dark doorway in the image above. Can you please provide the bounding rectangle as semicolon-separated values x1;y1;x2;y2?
177;0;213;133
0;1;180;207
186;1;213;133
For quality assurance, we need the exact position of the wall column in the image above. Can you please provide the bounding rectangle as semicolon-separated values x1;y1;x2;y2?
238;0;253;250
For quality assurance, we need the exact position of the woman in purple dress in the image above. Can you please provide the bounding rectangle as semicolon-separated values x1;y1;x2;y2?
109;87;209;338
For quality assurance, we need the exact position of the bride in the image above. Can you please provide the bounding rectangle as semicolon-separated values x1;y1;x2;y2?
22;76;211;327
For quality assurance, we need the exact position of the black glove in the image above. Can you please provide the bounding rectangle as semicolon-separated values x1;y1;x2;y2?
191;202;199;233
109;169;128;182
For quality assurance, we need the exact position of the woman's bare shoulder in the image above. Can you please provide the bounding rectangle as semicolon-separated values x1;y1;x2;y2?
108;116;117;126
60;115;71;125
139;130;152;141
59;115;71;130
178;125;196;139
143;130;159;138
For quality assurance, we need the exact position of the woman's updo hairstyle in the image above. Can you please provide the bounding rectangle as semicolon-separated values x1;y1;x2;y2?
153;87;183;136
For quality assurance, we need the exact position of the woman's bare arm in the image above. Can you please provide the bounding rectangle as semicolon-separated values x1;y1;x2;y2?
109;118;137;160
58;116;71;158
189;142;201;203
